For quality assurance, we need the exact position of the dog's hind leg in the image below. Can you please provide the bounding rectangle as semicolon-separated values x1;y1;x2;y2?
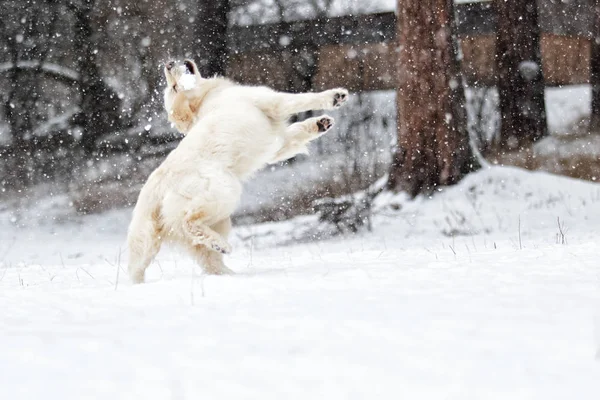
182;211;232;255
266;88;349;119
177;173;239;255
190;246;234;275
188;218;234;275
127;214;163;284
270;115;335;163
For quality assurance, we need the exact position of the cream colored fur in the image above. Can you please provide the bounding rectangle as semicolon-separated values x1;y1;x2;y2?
127;59;349;283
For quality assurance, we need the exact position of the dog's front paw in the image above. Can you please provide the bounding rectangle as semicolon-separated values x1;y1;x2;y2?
327;88;349;108
316;115;335;133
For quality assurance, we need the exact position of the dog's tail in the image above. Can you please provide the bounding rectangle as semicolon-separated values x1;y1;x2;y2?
127;197;162;284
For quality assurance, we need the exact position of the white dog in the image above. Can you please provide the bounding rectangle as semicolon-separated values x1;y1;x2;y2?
127;59;348;283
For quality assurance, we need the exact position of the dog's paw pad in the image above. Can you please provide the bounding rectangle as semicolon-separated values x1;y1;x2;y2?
316;116;334;133
211;242;231;254
332;89;349;108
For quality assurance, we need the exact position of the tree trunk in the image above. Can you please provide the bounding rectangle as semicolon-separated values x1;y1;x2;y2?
70;0;121;155
388;0;474;197
0;3;52;188
3;34;31;189
194;0;230;77
591;0;600;131
495;0;547;150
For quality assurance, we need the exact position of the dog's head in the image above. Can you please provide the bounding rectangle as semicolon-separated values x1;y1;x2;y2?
164;59;200;92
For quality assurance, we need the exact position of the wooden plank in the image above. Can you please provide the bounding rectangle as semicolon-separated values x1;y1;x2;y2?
229;34;591;90
541;34;590;85
460;34;590;86
228;12;396;53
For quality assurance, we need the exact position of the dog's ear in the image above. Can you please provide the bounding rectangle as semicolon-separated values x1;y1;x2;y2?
184;59;201;77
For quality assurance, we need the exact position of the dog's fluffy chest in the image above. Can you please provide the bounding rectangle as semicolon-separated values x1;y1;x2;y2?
183;100;285;180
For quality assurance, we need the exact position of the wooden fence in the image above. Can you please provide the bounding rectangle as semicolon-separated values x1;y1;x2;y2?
226;1;595;91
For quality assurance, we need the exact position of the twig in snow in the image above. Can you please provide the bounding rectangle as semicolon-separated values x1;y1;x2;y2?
190;266;195;306
156;260;164;277
448;244;456;256
0;262;8;282
1;236;16;263
190;267;205;306
518;215;523;250
59;252;65;269
39;265;56;282
556;217;567;245
77;267;95;281
248;236;254;268
115;247;121;291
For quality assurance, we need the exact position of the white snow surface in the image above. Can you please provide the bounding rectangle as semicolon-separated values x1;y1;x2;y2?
1;166;600;399
545;84;591;134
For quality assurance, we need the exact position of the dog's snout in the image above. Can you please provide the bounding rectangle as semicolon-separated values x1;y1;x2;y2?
166;60;175;70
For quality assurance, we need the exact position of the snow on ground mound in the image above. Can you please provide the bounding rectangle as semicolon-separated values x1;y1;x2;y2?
241;166;600;248
385;165;600;239
1;166;600;399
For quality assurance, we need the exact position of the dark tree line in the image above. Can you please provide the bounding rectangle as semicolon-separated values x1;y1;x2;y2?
0;0;78;187
0;0;224;189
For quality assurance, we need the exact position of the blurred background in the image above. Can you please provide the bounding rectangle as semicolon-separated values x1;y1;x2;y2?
0;0;598;229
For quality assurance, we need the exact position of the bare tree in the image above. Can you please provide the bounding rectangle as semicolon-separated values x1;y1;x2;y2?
494;0;547;150
0;0;66;187
119;1;163;126
388;0;475;197
68;0;121;155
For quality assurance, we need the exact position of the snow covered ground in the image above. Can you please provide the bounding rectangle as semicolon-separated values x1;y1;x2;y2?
1;166;600;399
